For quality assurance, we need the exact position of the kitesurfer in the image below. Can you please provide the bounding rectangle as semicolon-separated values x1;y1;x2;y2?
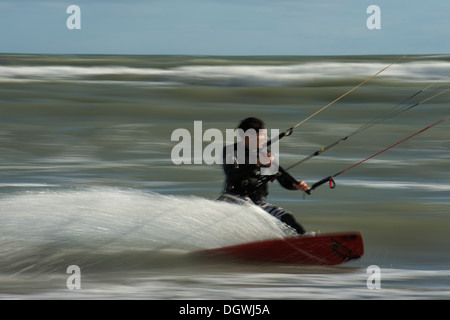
218;117;311;235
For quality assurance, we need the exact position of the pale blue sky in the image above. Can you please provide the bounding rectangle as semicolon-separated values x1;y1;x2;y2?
0;0;449;55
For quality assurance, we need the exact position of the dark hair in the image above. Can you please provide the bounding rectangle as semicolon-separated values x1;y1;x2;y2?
237;117;266;132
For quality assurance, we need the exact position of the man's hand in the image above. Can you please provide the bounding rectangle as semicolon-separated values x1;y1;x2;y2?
293;180;310;192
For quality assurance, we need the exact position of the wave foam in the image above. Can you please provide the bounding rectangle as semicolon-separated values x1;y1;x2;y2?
1;59;449;85
339;179;450;191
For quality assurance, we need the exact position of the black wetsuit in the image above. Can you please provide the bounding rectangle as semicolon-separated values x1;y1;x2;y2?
220;143;306;234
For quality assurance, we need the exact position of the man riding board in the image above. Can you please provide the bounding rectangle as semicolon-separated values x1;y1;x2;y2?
218;117;311;235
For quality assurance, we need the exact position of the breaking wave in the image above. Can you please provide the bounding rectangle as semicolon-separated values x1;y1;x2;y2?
1;55;449;86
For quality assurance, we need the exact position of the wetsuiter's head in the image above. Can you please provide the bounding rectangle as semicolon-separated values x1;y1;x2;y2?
237;117;266;132
237;117;268;149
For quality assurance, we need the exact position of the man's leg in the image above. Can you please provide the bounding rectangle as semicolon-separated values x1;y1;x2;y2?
217;193;252;205
260;203;306;235
280;213;306;235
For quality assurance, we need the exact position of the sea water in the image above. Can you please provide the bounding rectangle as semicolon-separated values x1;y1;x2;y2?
0;54;449;299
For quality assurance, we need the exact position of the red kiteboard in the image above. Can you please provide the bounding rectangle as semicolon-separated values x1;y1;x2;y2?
193;232;364;265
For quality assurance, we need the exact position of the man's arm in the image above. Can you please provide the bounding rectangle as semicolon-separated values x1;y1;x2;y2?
276;167;310;192
222;144;259;186
223;162;259;186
